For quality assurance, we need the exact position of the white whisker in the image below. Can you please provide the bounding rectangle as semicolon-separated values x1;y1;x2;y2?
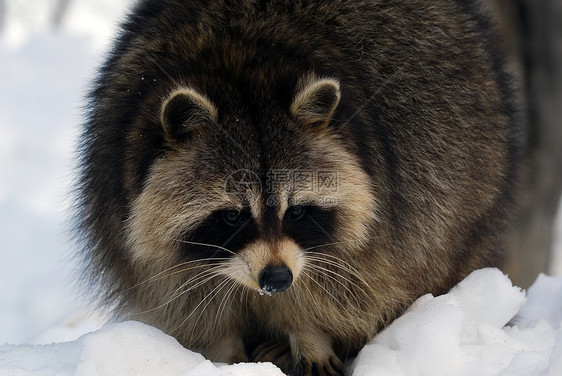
126;257;231;292
300;269;346;310
175;239;237;256
213;280;240;331
188;279;233;342
172;278;230;339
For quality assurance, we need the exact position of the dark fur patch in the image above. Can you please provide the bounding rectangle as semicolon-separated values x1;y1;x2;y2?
182;208;259;260
283;205;337;251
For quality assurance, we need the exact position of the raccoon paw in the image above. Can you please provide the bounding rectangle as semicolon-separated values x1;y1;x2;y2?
228;350;249;364
293;356;345;376
251;341;292;373
203;335;248;364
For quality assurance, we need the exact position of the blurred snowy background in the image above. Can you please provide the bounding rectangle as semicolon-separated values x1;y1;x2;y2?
0;0;561;351
0;0;134;345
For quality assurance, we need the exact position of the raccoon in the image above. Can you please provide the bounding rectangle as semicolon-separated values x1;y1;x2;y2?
76;0;520;375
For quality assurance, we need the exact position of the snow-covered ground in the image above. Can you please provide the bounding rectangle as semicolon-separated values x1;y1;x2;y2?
0;1;561;375
1;269;561;376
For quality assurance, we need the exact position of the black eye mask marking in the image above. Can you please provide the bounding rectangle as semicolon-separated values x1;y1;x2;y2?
283;205;337;251
181;208;258;260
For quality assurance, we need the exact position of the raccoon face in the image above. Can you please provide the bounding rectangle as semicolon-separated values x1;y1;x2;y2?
126;76;377;294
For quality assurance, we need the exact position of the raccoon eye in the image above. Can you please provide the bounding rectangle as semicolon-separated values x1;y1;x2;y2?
222;210;246;227
286;205;306;221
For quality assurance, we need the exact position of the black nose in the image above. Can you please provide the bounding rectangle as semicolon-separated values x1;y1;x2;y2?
259;265;293;293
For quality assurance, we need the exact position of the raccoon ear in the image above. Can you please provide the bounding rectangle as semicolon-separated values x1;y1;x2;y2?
290;77;341;128
161;88;218;143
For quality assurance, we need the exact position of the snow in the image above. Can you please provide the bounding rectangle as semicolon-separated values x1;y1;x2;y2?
0;321;284;376
352;269;561;376
1;269;561;376
0;0;131;345
1;1;562;375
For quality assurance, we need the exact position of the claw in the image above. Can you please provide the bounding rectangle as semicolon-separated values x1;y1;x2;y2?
251;341;293;374
293;356;344;376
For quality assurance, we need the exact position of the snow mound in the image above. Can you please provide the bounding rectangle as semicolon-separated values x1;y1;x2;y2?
352;268;561;376
1;268;561;376
0;321;284;376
